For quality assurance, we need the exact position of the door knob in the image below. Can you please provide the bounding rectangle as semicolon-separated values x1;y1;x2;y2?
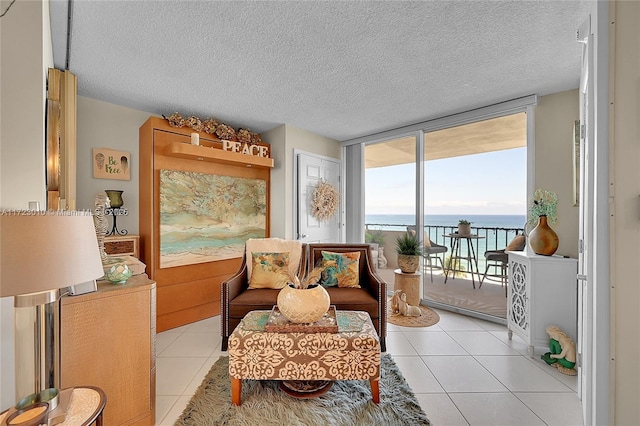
300;234;308;239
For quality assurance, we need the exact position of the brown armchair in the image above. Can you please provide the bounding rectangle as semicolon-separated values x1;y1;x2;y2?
221;241;387;352
307;243;387;352
221;239;307;351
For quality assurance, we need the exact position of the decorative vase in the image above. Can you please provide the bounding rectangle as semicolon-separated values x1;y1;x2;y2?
105;190;124;208
458;224;471;236
528;215;559;256
277;283;330;323
397;254;420;274
105;263;133;284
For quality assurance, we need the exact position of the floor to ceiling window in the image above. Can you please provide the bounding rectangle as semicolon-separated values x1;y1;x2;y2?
364;136;417;288
347;96;536;323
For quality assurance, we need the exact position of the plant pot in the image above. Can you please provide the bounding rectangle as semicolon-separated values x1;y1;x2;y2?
397;254;420;274
457;224;471;236
528;215;559;256
277;283;331;323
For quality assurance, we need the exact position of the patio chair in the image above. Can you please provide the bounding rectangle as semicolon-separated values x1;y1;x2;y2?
423;238;448;282
480;233;526;296
406;226;448;282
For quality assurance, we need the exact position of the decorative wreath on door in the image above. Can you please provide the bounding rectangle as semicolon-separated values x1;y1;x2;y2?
311;180;339;222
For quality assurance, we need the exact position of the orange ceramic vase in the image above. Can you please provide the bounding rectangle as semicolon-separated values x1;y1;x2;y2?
528;215;559;256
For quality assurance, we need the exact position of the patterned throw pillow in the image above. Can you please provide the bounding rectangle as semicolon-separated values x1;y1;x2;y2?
319;251;361;288
506;234;526;251
248;252;290;289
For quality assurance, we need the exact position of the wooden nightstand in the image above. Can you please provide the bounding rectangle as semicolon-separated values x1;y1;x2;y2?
104;235;140;258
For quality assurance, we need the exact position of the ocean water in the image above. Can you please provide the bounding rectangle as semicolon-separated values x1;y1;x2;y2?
365;214;526;231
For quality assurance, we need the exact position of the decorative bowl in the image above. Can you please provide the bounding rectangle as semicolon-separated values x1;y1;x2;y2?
105;263;133;284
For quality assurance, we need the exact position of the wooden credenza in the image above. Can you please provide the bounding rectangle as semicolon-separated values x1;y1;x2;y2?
61;274;156;425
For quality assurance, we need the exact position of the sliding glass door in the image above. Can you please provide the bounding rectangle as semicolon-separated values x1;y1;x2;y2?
422;113;527;320
345;97;536;323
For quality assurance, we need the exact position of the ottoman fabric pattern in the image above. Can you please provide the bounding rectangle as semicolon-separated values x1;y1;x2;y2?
229;311;380;382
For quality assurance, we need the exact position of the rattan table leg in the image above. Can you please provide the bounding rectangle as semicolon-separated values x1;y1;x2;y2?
370;379;380;404
231;378;242;406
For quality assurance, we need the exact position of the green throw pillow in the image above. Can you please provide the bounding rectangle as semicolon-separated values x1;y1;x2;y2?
319;251;360;288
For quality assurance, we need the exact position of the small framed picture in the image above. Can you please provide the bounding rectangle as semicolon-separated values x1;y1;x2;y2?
93;148;131;180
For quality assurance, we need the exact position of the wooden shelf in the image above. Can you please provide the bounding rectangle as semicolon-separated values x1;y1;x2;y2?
166;141;274;169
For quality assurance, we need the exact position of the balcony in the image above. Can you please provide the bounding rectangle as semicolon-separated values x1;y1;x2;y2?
366;224;525;320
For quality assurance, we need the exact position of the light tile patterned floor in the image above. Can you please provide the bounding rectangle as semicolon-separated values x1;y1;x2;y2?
154;311;584;426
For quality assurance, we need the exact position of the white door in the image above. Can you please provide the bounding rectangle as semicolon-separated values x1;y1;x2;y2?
577;17;594;423
296;152;341;242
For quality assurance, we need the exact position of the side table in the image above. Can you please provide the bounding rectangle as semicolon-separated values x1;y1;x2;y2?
393;269;421;306
0;386;106;426
104;234;140;258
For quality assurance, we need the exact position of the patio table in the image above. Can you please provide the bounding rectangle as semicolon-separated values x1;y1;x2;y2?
443;233;485;288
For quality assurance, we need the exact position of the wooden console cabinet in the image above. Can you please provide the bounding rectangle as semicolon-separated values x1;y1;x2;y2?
139;117;272;331
61;274;156;425
507;251;578;357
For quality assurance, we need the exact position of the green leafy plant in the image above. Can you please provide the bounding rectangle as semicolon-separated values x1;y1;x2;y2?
365;229;385;246
395;233;423;256
458;219;471;225
529;188;558;225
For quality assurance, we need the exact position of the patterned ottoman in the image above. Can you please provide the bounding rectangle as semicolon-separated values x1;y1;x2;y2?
228;310;381;406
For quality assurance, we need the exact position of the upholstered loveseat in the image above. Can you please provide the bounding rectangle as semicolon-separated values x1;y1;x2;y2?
221;239;387;351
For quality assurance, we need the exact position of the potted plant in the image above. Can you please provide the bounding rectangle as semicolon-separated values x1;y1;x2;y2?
528;188;559;255
395;233;422;273
458;219;472;236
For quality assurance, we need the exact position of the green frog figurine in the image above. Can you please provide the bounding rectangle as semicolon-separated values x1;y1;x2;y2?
541;325;577;375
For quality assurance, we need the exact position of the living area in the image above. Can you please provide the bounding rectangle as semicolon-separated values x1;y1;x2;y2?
2;1;639;426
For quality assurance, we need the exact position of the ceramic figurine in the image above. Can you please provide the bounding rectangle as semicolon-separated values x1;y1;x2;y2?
398;292;422;317
390;289;403;315
542;325;577;375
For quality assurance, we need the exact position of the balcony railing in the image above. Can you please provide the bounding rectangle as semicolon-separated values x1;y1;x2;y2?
365;223;525;272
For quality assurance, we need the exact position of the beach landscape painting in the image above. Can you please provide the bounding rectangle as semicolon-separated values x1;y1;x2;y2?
159;169;267;268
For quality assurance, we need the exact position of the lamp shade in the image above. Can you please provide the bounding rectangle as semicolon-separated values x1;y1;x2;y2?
0;212;104;297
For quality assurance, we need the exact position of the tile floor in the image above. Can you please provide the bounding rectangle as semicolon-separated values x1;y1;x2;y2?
154;310;584;425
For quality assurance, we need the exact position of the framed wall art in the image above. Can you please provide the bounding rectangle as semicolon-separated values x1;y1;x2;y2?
93;148;131;180
159;169;267;268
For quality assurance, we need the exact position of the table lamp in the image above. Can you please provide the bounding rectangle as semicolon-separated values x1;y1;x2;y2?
0;211;104;407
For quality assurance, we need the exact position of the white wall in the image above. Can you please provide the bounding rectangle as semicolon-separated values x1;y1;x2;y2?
76;96;153;234
534;90;580;258
262;124;341;239
261;125;287;238
612;1;640;422
0;0;53;408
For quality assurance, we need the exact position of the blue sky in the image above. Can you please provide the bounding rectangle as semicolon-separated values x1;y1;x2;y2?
365;147;527;216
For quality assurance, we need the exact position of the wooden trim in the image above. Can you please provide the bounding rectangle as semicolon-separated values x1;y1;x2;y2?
46;68;77;210
166;141;274;169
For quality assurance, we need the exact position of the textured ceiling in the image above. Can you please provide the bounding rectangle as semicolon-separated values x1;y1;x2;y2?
49;0;591;142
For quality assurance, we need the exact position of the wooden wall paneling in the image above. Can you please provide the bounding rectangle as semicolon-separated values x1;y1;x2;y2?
140;117;271;331
46;69;77;210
